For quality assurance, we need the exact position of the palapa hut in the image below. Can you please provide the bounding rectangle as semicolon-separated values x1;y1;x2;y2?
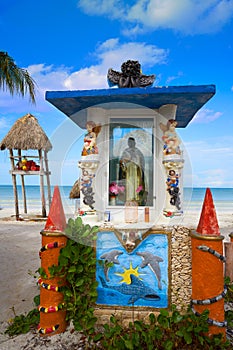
0;113;52;220
69;178;80;199
69;178;80;213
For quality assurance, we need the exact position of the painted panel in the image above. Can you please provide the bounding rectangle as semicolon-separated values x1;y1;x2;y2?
96;231;169;308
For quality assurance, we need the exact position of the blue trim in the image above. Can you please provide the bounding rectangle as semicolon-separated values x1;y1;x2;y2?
45;85;216;128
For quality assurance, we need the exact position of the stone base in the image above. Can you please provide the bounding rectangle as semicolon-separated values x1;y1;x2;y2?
94;307;160;327
77;212;99;224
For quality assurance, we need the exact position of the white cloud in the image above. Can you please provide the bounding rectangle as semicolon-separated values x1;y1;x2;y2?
182;136;233;187
77;0;233;35
166;71;183;85
0;64;72;115
97;39;168;67
0;39;168;114
0;116;10;129
195;169;231;187
27;64;70;93
78;0;125;18
184;137;233;157
64;67;107;90
191;108;223;124
64;39;168;89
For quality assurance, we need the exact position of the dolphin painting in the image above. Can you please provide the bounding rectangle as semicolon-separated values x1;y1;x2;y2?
136;251;163;290
99;274;160;304
100;250;123;281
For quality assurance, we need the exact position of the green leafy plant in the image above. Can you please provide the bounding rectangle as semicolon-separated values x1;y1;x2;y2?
5;296;40;336
225;276;233;303
49;216;99;335
225;276;233;329
91;306;232;349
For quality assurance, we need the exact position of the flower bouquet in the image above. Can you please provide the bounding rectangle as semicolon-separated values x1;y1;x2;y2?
109;182;125;196
109;182;125;205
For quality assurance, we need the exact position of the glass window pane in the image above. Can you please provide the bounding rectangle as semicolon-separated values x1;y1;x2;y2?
109;118;154;206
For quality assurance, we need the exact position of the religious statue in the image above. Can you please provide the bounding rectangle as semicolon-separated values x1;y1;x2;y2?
119;137;147;205
159;119;181;155
107;60;155;88
82;121;101;156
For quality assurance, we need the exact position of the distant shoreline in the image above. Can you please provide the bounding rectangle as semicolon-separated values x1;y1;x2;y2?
0;185;233;226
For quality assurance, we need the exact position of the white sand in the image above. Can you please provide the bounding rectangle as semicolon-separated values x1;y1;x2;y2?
0;207;232;349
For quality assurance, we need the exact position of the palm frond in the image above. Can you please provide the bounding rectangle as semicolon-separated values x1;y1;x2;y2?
0;51;36;104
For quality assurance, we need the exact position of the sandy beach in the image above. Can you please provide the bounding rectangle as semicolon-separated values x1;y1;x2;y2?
0;206;232;349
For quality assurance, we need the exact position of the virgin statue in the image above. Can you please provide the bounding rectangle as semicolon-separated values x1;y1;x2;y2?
119;137;146;205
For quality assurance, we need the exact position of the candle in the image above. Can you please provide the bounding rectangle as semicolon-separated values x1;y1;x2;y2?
125;201;138;223
145;207;149;222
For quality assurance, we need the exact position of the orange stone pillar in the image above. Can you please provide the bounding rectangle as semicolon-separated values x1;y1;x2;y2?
38;186;67;336
190;188;226;337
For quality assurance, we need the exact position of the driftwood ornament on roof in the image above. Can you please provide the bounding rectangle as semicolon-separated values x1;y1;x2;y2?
107;60;155;88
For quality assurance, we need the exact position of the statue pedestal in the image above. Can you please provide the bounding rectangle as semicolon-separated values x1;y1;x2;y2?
163;154;184;217
78;155;100;223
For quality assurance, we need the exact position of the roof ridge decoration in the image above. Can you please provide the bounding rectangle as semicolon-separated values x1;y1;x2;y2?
107;60;155;88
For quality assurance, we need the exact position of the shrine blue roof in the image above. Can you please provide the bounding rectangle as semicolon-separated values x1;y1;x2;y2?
46;85;215;128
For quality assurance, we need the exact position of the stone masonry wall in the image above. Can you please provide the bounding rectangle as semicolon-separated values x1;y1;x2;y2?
170;226;192;310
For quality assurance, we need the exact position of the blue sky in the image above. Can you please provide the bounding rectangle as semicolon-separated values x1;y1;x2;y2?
1;0;233;187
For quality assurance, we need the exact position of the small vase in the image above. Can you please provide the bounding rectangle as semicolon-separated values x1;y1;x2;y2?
125;200;138;223
109;195;116;206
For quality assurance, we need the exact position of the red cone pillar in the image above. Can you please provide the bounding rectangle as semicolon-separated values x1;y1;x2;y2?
190;188;226;337
38;186;67;336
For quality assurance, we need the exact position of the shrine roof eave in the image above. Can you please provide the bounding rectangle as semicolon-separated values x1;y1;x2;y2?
45;84;215;129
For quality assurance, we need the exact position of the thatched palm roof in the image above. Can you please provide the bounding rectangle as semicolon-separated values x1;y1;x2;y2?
0;113;52;151
69;178;80;199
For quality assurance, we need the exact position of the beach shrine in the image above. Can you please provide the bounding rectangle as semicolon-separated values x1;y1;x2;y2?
46;60;215;226
43;61;227;332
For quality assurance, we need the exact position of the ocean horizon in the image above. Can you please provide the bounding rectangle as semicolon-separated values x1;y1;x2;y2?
0;184;233;213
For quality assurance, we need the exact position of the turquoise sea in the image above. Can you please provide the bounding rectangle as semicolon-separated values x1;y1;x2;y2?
0;185;75;212
184;187;233;212
0;185;233;213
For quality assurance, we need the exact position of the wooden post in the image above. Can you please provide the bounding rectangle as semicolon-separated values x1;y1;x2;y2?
21;175;27;214
190;188;226;337
9;149;19;220
38;186;67;336
44;151;51;208
18;150;27;214
18;149;27;214
39;149;46;217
